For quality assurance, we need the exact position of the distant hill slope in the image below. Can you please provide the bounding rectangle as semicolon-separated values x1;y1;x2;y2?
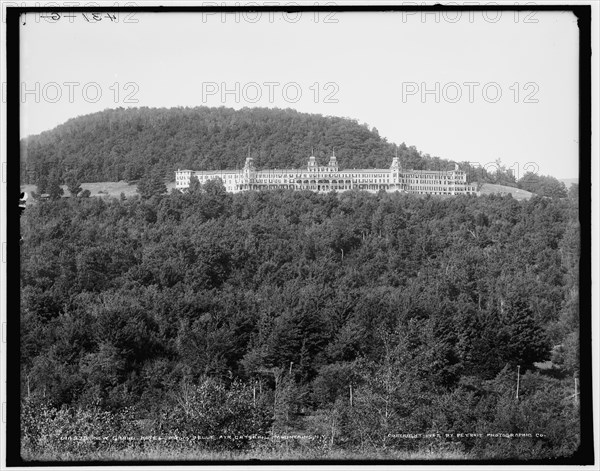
559;178;578;188
20;107;463;185
479;183;534;200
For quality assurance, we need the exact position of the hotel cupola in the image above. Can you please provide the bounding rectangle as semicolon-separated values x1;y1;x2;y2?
328;149;339;172
307;152;318;171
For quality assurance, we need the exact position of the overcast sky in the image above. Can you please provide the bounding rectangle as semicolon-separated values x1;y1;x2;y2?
19;8;580;179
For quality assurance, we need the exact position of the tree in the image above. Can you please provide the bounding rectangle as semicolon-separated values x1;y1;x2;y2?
65;172;82;197
188;176;202;194
137;169;167;199
46;172;64;200
160;378;272;450
36;174;48;195
203;177;226;197
568;183;578;202
497;298;550;371
518;172;567;199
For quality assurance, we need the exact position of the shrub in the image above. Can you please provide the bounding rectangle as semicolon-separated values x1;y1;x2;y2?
156;377;273;451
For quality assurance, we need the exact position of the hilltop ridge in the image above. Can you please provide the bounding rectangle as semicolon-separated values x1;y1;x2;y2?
20;107;465;185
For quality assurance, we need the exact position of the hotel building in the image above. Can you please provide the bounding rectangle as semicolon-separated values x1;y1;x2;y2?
175;152;478;195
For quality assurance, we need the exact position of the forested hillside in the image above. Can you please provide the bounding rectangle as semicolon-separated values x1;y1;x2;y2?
20;185;581;460
20;106;510;186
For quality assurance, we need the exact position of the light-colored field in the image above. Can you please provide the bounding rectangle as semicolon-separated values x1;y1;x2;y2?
20;181;177;200
478;183;534;200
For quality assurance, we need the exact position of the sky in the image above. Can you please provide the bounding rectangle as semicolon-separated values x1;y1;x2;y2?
18;8;580;179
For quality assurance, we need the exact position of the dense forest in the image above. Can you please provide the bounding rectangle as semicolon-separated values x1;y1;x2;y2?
20;181;581;460
21;106;523;188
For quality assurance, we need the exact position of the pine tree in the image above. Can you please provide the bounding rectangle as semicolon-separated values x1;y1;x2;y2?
498;298;550;371
36;174;48;196
65;171;82;197
46;172;64;200
137;169;167;199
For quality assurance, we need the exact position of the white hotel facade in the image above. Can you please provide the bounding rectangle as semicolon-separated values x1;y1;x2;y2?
175;152;478;196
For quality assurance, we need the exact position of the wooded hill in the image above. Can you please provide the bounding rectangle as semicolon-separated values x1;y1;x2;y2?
18;107;580;461
20;106;493;185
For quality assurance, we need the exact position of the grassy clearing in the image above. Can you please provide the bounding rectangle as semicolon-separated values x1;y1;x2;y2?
20;181;177;200
478;183;534;200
